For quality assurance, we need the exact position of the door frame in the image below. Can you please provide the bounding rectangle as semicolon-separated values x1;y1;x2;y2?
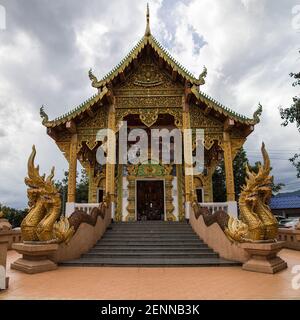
135;178;166;221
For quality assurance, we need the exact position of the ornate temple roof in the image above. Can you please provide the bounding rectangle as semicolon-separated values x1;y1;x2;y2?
41;4;262;129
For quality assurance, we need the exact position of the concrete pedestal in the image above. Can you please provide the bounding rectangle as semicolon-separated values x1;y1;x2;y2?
0;232;10;289
241;241;287;274
11;243;58;274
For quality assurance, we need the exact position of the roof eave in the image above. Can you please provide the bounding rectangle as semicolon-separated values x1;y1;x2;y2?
190;86;259;126
42;87;109;128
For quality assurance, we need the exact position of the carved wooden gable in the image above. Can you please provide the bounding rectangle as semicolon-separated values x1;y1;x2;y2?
114;55;184;111
190;104;223;130
77;106;108;130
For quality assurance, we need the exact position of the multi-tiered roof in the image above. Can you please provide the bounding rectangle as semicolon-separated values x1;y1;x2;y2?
41;4;262;132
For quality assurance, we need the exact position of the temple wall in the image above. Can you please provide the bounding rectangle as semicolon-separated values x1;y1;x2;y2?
190;211;249;263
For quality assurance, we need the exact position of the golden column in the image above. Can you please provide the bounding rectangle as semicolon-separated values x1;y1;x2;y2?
176;164;185;221
203;174;213;202
67;134;78;203
182;113;194;202
105;100;116;204
182;95;195;219
88;163;95;203
223;132;235;201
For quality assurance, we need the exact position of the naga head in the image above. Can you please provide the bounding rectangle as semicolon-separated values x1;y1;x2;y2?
25;146;60;206
241;142;273;205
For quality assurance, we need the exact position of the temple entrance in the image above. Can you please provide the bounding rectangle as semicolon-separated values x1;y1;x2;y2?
136;180;164;221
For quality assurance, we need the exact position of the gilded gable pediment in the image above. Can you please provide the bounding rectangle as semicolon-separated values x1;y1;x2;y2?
115;57;184;95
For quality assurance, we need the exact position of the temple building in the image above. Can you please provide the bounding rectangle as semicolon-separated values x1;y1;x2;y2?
41;6;261;222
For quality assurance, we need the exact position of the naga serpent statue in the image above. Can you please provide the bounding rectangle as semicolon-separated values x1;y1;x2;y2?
193;142;278;243
21;146;107;244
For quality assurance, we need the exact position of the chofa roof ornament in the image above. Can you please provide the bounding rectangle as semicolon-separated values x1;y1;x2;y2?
40;105;49;124
253;103;263;123
88;68;99;88
198;66;207;85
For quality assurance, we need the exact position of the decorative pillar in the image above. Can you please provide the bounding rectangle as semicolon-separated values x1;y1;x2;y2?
88;163;95;203
182;97;194;219
204;173;213;202
223;132;235;202
105;101;116;218
222;132;238;217
125;175;136;221
67;134;78;203
165;175;176;221
115;164;123;222
176;164;185;221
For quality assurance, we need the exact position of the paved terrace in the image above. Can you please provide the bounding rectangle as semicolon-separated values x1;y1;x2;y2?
1;249;300;300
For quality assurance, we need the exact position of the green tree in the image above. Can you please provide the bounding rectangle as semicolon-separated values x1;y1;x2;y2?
0;204;28;228
280;53;300;177
76;169;89;203
213;148;248;202
54;169;89;213
213;148;284;202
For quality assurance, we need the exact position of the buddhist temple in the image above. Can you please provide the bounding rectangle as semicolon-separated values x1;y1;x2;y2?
41;5;261;222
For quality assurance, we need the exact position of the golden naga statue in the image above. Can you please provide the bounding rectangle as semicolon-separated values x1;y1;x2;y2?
21;146;75;243
225;142;278;242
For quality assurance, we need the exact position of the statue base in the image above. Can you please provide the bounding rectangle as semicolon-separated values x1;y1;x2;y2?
241;241;287;274
11;243;58;274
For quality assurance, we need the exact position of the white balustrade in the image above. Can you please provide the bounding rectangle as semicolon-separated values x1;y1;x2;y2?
199;201;238;218
74;203;100;215
200;202;229;214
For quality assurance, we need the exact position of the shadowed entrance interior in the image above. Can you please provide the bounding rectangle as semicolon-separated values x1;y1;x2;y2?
137;180;164;221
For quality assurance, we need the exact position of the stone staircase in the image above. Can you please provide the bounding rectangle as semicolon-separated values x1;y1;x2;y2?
60;222;240;267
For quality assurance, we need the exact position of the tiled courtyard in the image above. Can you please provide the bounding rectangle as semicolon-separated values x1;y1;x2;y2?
1;249;300;300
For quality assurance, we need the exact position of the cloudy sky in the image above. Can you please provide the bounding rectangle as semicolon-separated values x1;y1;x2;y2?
0;0;299;209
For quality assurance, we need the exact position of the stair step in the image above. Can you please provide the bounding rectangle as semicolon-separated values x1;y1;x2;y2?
111;224;191;227
106;231;194;234
82;251;218;258
113;222;189;224
93;245;209;250
88;248;214;254
103;235;200;239
98;240;204;245
111;224;192;227
60;257;240;267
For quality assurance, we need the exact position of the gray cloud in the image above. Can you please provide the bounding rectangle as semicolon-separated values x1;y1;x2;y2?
0;127;6;137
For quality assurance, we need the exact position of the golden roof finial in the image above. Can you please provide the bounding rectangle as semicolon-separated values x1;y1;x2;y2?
145;3;151;36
